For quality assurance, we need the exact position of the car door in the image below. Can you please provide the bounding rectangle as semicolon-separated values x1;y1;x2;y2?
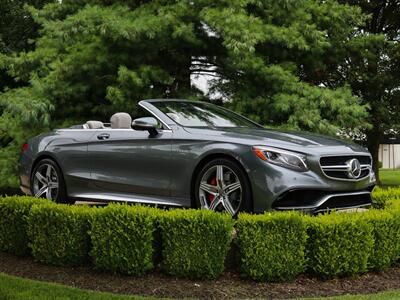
88;127;173;198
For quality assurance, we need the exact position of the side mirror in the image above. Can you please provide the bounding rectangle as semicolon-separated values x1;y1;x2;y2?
132;117;159;136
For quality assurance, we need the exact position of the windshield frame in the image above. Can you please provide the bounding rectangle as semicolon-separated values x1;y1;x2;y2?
146;99;263;129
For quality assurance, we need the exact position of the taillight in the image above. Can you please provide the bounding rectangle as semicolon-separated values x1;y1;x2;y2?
20;143;29;154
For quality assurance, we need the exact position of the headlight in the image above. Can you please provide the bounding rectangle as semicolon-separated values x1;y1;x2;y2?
252;146;308;171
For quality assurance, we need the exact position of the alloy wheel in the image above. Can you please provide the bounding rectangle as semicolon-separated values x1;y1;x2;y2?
32;163;59;201
198;165;242;215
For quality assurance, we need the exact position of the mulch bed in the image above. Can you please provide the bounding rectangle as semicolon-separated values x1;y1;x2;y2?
1;252;400;299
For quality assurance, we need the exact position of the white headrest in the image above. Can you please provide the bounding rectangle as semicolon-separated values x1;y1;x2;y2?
166;112;180;123
86;121;104;129
110;112;132;129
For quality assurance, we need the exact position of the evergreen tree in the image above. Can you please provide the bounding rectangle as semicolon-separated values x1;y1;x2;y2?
0;0;371;188
302;0;400;180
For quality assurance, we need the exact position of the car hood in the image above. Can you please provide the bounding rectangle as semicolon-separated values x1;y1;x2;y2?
183;127;369;154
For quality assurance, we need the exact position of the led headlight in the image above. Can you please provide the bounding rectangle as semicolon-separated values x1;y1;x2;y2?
252;146;308;171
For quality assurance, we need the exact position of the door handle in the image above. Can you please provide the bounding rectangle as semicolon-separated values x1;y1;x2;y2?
97;133;110;140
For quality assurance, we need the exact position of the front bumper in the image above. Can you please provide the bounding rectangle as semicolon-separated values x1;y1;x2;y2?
247;151;376;213
272;189;373;213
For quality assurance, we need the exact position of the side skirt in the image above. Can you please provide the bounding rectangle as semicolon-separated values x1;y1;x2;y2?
71;192;190;208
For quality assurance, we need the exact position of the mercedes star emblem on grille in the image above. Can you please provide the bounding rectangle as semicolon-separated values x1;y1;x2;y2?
346;158;362;179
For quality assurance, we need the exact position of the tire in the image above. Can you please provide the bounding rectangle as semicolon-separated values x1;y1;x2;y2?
30;158;72;204
194;158;252;216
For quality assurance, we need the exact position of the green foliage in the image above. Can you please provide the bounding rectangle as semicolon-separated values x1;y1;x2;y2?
0;196;46;256
362;209;399;270
0;0;56;92
89;204;158;275
388;205;400;263
27;203;93;266
237;212;307;281
306;212;374;277
372;187;400;209
0;0;375;189
159;209;234;279
323;1;400;180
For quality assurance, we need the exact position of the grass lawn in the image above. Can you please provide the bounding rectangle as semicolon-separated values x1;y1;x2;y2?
0;272;161;300
379;169;400;186
301;289;400;300
1;272;400;300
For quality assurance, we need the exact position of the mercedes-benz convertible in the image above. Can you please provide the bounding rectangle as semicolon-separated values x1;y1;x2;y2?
19;99;376;215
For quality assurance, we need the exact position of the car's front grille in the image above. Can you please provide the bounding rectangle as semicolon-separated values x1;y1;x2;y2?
319;155;372;180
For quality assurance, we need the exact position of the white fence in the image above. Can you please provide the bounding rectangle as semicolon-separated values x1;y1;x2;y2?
379;144;400;169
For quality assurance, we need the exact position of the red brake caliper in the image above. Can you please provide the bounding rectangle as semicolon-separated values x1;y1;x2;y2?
208;176;217;202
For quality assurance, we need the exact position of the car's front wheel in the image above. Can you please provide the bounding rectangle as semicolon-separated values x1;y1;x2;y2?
194;158;251;216
31;158;71;204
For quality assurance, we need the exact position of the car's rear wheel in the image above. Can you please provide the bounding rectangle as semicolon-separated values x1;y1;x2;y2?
194;158;251;216
31;158;71;204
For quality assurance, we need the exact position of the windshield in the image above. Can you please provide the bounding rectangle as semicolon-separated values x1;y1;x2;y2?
152;101;260;128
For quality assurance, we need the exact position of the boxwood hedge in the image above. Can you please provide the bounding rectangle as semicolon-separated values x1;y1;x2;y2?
389;207;400;263
237;212;307;281
0;196;47;256
159;209;234;279
27;203;93;266
1;191;400;282
363;209;399;270
372;187;400;209
89;204;158;275
306;212;374;277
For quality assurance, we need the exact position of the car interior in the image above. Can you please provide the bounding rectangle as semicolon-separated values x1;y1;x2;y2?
73;110;165;130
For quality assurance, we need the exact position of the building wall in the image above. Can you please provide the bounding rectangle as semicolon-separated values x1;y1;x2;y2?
379;144;400;169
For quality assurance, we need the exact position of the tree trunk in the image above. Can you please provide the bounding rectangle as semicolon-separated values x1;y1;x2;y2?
366;125;381;184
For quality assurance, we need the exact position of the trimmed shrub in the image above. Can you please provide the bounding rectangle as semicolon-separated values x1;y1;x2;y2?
372;187;400;209
90;204;158;275
306;212;374;277
160;209;234;279
362;210;398;270
0;196;47;256
237;212;307;281
28;203;93;266
389;207;400;262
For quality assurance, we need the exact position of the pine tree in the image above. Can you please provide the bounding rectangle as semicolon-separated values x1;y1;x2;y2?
0;0;372;188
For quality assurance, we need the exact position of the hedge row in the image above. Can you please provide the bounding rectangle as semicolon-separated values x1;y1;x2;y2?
372;187;400;209
0;195;400;282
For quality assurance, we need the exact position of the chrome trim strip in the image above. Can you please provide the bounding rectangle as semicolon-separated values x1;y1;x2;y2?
72;193;184;207
138;102;172;130
321;164;370;170
274;191;371;211
313;203;371;213
57;128;173;133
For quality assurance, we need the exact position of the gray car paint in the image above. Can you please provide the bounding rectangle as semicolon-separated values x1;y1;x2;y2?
19;99;375;212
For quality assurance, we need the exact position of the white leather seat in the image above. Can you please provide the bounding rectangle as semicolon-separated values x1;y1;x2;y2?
86;121;104;129
110;112;132;129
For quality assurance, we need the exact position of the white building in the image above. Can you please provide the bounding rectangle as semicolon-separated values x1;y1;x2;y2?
379;136;400;169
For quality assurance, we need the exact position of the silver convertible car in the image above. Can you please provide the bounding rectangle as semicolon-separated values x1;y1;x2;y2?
19;99;376;215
